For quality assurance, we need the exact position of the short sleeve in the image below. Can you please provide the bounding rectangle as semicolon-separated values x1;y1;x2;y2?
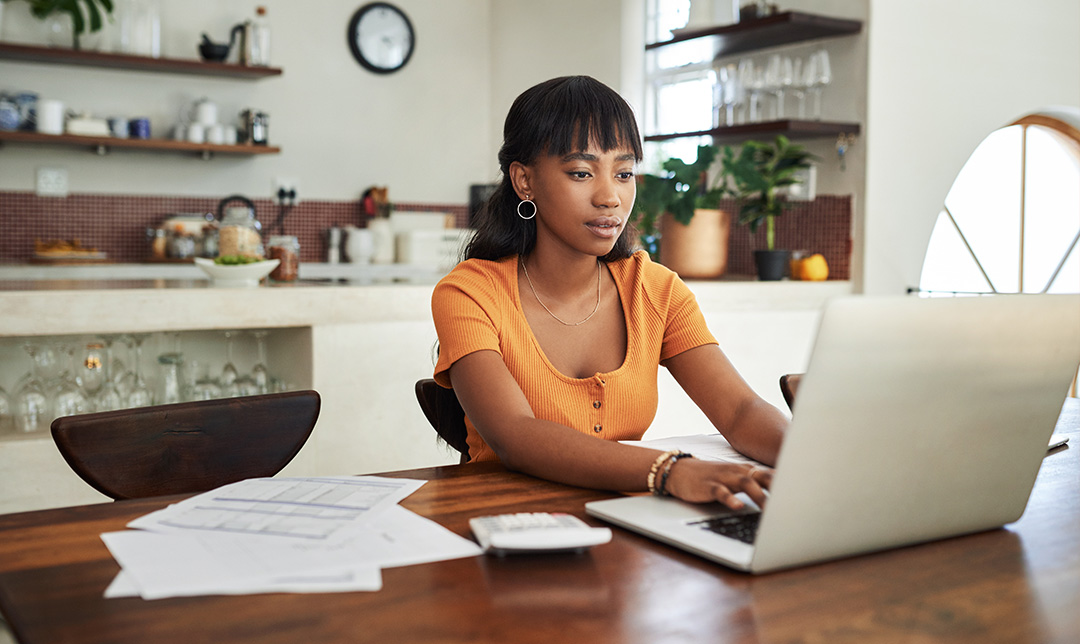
627;252;716;362
431;261;505;388
659;276;717;361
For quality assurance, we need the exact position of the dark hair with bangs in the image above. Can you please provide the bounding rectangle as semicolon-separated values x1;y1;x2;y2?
465;76;643;262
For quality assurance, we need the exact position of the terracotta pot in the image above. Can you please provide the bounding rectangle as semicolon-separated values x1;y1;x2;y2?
658;208;732;279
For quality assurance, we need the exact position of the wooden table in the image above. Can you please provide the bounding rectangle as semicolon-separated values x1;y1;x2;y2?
1;400;1077;644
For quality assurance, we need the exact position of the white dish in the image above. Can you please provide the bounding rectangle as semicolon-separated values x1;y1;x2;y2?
194;257;279;287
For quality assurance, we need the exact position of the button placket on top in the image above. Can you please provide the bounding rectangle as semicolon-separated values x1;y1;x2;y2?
591;374;606;435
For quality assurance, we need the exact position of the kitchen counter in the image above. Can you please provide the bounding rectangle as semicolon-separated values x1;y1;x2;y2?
0;276;851;515
0;262;448;284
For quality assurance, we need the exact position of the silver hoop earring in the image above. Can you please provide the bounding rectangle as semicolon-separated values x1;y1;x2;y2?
517;198;537;220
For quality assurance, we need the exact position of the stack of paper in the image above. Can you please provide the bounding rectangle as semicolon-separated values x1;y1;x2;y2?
101;476;482;600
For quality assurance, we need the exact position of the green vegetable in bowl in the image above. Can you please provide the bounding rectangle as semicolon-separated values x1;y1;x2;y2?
214;255;263;265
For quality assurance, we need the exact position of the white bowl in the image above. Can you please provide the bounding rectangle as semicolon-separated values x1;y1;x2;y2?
194;257;279;287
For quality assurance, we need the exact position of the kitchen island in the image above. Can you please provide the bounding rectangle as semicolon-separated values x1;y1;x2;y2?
0;274;851;514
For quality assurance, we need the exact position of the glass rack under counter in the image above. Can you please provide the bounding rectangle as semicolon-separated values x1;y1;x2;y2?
0;327;311;441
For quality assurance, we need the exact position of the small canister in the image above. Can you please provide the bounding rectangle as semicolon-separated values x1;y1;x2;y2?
267;235;299;281
240;109;268;145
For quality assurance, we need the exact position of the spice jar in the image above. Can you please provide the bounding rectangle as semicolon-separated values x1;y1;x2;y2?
267;235;299;281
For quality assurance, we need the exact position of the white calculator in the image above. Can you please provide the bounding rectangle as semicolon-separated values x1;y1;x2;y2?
469;512;612;555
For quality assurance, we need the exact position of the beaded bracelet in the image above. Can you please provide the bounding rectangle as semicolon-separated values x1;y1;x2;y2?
657;452;694;497
647;449;680;495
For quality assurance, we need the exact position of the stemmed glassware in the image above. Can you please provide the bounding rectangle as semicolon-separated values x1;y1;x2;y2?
187;360;222;401
52;344;90;419
808;49;831;120
126;333;153;407
220;331;239;397
93;336;124;412
0;384;11;432
251;330;271;395
14;343;52;433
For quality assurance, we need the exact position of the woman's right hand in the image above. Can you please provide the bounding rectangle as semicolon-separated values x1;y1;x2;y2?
663;457;772;510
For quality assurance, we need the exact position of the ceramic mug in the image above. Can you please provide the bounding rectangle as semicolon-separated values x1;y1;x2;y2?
129;117;151;139
108;117;129;138
207;123;225;145
186;122;206;144
222;125;238;145
37;99;64;135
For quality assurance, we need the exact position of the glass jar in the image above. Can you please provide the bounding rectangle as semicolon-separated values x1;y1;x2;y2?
267;235;299;281
218;207;263;259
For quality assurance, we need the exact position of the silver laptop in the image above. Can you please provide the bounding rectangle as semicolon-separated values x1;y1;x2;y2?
586;294;1080;574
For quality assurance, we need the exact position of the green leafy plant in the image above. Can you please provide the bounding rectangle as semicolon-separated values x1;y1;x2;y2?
718;135;815;251
3;0;115;46
631;145;725;256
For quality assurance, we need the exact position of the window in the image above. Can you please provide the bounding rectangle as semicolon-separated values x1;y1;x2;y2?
919;110;1080;295
644;0;715;168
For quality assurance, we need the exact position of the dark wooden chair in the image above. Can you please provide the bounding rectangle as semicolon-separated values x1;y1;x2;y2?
50;390;321;501
780;373;803;412
415;379;470;463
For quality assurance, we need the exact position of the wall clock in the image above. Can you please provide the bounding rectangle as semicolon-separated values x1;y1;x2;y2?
348;3;416;74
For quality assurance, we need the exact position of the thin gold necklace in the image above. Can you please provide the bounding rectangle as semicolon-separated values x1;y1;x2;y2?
520;259;601;326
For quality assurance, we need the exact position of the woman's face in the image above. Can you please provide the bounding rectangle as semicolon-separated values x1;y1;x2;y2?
511;142;637;258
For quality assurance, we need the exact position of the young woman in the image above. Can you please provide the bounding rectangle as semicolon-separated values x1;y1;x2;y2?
432;76;788;510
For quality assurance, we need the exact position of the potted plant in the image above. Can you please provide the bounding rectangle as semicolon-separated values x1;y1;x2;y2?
2;0;114;49
718;135;815;280
632;145;732;278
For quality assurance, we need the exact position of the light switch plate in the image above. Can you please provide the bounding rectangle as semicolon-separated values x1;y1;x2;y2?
36;167;69;197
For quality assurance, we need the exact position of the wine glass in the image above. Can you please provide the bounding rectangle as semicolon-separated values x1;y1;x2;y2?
79;342;107;398
0;384;13;432
220;331;239;397
186;360;222;401
92;337;124;411
14;343;52;433
716;64;739;127
156;352;185;405
251;330;271;395
809;49;832;120
777;56;795;119
126;333;153;407
791;55;808;119
53;344;90;418
764;54;782;120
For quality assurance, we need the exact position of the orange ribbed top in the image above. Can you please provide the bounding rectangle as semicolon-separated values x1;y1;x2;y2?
431;250;717;462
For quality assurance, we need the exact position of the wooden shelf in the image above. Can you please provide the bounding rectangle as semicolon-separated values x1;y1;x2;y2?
0;43;282;79
645;120;860;144
646;11;862;58
0;130;280;158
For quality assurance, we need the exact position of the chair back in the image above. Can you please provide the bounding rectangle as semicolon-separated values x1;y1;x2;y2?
415;379;469;463
780;373;802;412
51;390;320;500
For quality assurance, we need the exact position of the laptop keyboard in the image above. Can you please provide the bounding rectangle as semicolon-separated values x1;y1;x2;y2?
689;513;761;545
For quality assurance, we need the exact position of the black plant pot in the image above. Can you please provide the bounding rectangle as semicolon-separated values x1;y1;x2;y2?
754;249;790;281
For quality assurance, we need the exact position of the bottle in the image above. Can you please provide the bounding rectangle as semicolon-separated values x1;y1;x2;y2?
252;6;270;66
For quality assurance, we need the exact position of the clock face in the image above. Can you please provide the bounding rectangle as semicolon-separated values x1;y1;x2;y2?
348;3;415;74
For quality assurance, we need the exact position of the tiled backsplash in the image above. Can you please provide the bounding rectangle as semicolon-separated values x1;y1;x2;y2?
0;191;850;278
0;191;468;264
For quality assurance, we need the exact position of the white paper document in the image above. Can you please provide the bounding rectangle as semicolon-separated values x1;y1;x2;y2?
102;476;483;600
128;475;424;542
621;433;760;465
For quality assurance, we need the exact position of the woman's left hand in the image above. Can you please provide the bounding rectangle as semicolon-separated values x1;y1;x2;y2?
663;458;773;510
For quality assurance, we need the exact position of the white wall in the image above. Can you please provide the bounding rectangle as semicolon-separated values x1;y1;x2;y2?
862;0;1080;295
0;0;495;203
487;0;628;174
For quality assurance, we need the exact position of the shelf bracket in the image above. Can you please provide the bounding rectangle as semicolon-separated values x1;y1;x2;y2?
201;150;213;161
94;145;110;156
